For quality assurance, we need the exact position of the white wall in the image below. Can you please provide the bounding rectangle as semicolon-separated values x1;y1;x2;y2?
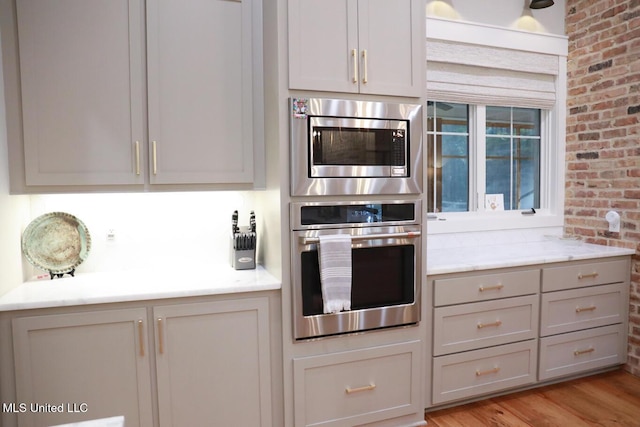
426;0;566;35
24;191;258;278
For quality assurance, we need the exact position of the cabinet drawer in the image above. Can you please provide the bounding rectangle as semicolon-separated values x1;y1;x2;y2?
434;269;539;306
293;341;421;427
542;258;628;292
539;324;626;381
433;295;539;356
432;340;537;405
540;282;626;336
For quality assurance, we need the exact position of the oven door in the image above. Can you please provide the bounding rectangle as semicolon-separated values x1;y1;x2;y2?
291;225;421;340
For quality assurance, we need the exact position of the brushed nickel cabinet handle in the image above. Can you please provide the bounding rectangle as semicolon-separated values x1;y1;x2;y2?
578;272;599;279
152;141;157;175
477;320;502;329
138;320;145;357
476;367;500;376
362;49;368;84
576;305;597;313
135;141;140;176
352;49;358;83
574;347;595;356
345;383;376;394
479;284;504;292
157;318;164;354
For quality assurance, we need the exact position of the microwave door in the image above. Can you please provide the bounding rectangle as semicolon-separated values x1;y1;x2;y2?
309;118;406;178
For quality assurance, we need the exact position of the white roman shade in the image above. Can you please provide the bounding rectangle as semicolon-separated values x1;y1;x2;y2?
426;39;559;109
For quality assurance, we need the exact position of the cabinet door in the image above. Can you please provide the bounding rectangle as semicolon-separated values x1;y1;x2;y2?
12;309;153;427
357;0;422;97
154;297;272;427
288;0;422;96
147;0;258;184
288;0;359;93
16;0;145;186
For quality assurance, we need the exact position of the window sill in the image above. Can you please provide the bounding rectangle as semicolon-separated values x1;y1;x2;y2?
425;210;563;234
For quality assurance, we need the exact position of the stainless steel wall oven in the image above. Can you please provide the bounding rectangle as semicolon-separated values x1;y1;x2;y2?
290;200;422;340
290;98;423;196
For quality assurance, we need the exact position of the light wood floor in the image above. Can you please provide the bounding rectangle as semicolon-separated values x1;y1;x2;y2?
425;369;640;426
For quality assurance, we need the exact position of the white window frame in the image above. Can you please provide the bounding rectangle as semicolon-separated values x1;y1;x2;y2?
425;18;568;234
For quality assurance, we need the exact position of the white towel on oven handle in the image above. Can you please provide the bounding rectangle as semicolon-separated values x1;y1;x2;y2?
318;234;352;314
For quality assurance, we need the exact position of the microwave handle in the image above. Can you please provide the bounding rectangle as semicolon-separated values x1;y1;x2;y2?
300;231;420;245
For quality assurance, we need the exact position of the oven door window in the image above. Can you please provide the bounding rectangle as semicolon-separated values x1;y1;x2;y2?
300;245;415;316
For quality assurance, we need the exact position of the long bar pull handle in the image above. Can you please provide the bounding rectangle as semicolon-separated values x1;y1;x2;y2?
574;347;595;356
578;272;599;279
301;231;420;245
576;305;597;313
476;367;500;376
345;384;376;394
152;141;158;175
137;320;145;357
479;284;504;292
352;49;358;84
362;49;368;84
135;141;140;176
477;320;502;329
157;318;164;354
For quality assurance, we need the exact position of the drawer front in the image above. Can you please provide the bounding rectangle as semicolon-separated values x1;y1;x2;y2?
434;269;539;306
432;340;537;405
542;258;629;292
540;282;626;336
433;295;539;355
293;341;421;427
539;324;626;381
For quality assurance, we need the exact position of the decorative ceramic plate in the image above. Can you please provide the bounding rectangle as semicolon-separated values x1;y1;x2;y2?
21;212;91;275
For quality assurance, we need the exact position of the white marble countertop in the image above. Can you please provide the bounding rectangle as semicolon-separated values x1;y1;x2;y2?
0;265;281;312
427;238;636;276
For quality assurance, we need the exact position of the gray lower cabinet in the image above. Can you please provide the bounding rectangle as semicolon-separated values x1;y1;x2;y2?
427;256;631;408
1;0;263;191
430;268;540;405
12;308;154;427
8;296;272;427
538;259;629;381
154;299;272;426
293;341;422;427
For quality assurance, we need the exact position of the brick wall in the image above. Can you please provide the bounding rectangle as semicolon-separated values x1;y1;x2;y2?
565;0;640;375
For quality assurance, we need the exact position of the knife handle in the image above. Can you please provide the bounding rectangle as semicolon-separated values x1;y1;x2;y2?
232;210;238;233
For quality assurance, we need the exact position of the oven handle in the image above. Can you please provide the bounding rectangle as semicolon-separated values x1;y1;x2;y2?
300;231;421;245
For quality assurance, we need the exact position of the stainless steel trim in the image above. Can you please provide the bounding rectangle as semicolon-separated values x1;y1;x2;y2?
300;231;420;245
290;97;423;196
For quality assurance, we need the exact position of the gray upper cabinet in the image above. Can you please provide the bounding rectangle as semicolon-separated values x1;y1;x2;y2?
2;0;263;192
16;0;146;186
146;0;260;185
288;0;423;97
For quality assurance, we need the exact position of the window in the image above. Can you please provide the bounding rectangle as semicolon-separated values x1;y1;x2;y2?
427;102;544;214
424;18;568;233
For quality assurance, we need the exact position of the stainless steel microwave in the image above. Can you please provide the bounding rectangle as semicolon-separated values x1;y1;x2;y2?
290;98;423;196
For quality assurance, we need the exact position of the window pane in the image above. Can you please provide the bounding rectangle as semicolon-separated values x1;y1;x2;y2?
517;139;540;209
514;108;540;136
486;137;512;209
485;107;541;211
486;106;511;135
427;102;469;213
